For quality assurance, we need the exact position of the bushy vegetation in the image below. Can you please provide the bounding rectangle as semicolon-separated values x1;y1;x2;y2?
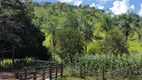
79;53;142;71
61;52;142;80
0;57;34;68
102;28;128;55
0;59;12;68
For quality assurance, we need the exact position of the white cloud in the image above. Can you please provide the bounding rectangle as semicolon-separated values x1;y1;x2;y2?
74;1;82;6
90;3;104;10
138;4;142;17
131;5;135;10
58;0;82;6
90;3;96;7
110;0;134;15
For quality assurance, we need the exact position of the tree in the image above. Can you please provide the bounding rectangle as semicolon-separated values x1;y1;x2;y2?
0;0;47;59
82;16;94;54
44;19;58;60
0;0;25;47
137;18;142;45
33;3;68;60
116;13;140;43
56;28;84;63
102;28;128;55
101;14;114;35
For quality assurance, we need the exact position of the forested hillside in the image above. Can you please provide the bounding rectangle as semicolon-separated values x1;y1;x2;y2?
33;2;142;62
0;0;142;62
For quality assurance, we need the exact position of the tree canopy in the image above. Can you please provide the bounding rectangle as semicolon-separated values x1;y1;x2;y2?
0;0;48;60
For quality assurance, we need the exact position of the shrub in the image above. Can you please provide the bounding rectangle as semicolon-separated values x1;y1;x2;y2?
102;28;128;55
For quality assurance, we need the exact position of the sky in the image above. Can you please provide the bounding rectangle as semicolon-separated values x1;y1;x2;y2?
33;0;142;16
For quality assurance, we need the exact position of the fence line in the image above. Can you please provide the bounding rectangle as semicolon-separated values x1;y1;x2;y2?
107;65;142;74
16;63;64;80
79;64;142;80
0;58;64;80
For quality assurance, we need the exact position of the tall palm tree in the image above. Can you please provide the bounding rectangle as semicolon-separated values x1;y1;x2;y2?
137;18;142;45
101;14;115;36
79;11;94;54
83;17;94;54
116;13;140;43
66;10;94;54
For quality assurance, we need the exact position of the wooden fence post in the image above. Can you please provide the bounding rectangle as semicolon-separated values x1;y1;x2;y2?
61;63;63;77
102;66;106;80
56;65;58;78
24;68;27;80
33;72;37;80
49;64;52;80
12;45;15;78
90;69;92;76
128;68;131;80
15;71;19;79
19;73;23;80
24;60;27;67
80;65;83;78
42;68;45;80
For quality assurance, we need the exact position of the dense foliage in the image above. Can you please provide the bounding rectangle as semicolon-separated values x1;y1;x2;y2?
33;2;142;63
102;28;128;55
0;0;48;60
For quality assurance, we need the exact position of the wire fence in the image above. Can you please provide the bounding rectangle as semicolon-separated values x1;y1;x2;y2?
0;46;13;55
79;65;142;80
106;65;142;80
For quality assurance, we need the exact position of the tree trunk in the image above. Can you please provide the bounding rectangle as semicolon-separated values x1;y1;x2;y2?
125;30;129;46
53;32;56;61
85;40;87;54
